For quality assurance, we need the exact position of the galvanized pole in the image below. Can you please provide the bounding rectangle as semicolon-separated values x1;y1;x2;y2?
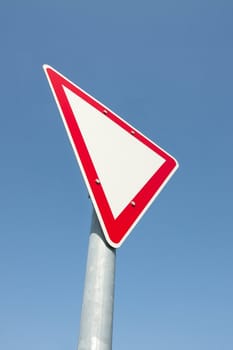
77;209;116;350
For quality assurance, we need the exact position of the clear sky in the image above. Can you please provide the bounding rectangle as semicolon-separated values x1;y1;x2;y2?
1;1;233;349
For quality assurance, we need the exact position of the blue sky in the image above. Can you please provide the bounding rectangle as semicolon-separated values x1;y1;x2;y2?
1;1;233;349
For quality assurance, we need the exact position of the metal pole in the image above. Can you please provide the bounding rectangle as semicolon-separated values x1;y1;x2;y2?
77;209;116;350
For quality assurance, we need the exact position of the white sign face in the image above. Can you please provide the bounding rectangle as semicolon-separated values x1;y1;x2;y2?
44;65;179;248
64;87;165;218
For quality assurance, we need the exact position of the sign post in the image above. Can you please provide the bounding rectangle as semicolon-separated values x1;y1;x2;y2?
43;65;179;350
77;209;116;350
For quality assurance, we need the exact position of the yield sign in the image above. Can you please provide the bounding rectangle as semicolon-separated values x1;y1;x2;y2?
43;65;178;248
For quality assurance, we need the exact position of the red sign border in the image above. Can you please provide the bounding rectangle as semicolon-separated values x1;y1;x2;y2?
43;65;178;248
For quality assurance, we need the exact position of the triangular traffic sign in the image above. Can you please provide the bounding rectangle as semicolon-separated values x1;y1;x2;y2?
43;65;178;248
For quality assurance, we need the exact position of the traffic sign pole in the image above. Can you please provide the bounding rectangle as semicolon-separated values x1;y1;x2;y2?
43;65;179;349
77;209;116;350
